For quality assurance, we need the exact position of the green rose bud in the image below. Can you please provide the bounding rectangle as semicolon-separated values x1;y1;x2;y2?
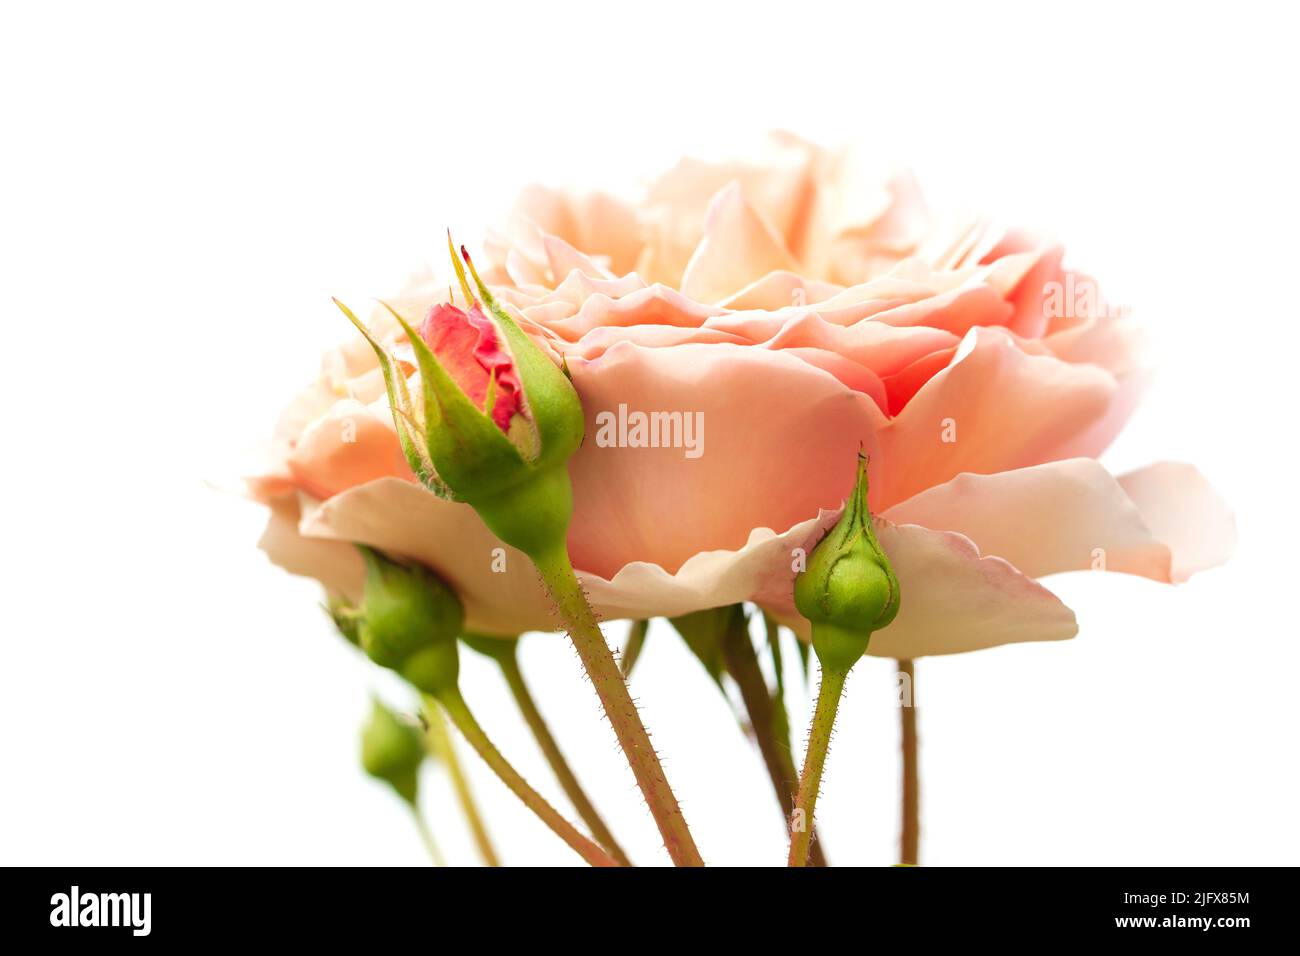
354;546;464;695
794;452;900;674
360;698;427;806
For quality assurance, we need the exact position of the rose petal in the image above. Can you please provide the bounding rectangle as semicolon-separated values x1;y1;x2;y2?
1117;462;1236;582
877;327;1118;508
679;182;799;305
757;517;1078;657
285;399;415;501
292;477;843;635
882;458;1174;580
566;341;889;577
258;494;364;601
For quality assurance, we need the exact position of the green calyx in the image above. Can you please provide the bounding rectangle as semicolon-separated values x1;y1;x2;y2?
668;605;743;687
794;452;900;673
360;698;427;805
352;546;464;695
333;236;585;563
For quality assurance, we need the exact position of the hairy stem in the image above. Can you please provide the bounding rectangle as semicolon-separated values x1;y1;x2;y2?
621;619;649;678
899;658;920;865
533;544;703;867
497;650;631;866
433;689;621;868
423;699;499;867
412;807;447;867
722;621;828;866
788;665;848;867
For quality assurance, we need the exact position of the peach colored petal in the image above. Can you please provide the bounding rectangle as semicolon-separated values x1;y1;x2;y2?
882;459;1173;580
717;270;843;311
777;347;888;409
543;284;722;341
507;185;643;277
565;341;889;577
1043;310;1145;377
285;399;415;501
293;477;838;636
757;516;1078;658
298;479;554;635
761;310;960;377
1117;463;1236;582
646;135;816;257
679;182;799;305
560;324;751;361
285;477;1077;659
258;494;364;601
868;283;1013;336
542;233;615;281
876;328;1118;509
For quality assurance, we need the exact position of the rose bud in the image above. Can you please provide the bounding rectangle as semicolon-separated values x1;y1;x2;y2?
794;452;901;673
335;235;584;564
352;546;463;696
360;698;427;806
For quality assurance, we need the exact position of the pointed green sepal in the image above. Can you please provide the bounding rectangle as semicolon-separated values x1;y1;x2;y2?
332;298;450;498
667;606;738;690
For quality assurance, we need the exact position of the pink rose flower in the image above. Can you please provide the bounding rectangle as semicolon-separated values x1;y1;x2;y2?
250;134;1233;657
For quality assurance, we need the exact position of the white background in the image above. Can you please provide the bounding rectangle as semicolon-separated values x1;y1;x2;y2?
2;1;1297;866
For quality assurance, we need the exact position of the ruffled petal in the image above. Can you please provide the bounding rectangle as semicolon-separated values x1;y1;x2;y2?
565;341;889;577
876;328;1118;508
1117;462;1236;582
882;459;1174;580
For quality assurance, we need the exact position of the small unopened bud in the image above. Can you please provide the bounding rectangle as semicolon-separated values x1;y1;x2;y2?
355;546;464;695
794;453;900;673
360;698;427;805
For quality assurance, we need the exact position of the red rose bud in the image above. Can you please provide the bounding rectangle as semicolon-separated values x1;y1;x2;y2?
335;234;585;563
418;302;522;432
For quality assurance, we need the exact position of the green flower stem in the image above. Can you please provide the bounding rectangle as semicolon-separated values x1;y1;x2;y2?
496;649;632;866
721;623;828;867
433;689;622;868
898;658;920;866
412;807;447;867
620;619;649;678
788;662;849;867
532;544;704;867
423;699;500;867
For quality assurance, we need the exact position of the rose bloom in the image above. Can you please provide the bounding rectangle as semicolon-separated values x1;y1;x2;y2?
249;134;1233;657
